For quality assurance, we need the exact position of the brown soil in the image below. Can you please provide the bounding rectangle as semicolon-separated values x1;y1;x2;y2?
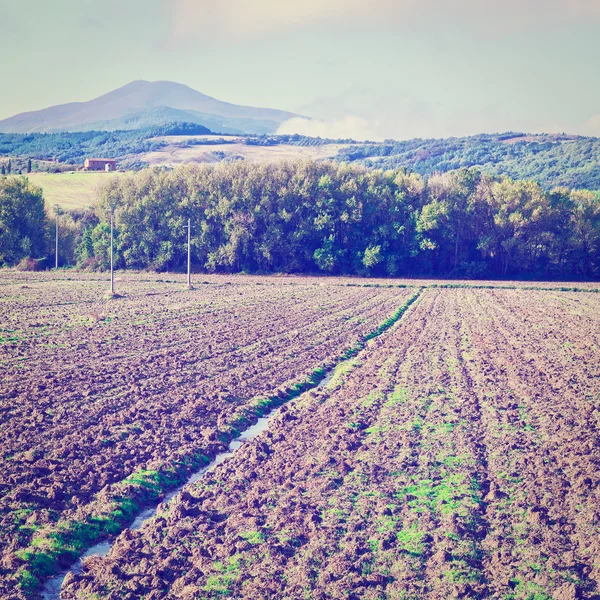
59;288;600;599
0;273;413;598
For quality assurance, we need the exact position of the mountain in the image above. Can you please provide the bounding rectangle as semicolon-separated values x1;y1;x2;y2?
0;80;299;135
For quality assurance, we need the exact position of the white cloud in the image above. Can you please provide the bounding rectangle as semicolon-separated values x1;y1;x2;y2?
583;115;600;137
287;86;508;141
278;94;595;142
166;0;377;41
165;0;600;42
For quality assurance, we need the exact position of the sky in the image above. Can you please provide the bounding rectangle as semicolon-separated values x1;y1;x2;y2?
1;0;599;140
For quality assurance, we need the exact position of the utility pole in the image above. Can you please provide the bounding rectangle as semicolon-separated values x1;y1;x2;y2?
53;204;60;269
187;218;192;288
110;209;115;294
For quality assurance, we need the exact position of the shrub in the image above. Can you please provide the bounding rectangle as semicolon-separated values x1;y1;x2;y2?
16;257;43;271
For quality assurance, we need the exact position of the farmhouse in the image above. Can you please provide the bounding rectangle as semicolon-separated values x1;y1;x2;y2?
84;158;116;171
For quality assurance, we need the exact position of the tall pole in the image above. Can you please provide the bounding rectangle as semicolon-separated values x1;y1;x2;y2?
187;218;191;288
55;218;58;270
54;204;59;270
110;210;114;294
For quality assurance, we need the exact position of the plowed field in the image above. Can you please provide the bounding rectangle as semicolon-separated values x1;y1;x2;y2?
1;274;599;599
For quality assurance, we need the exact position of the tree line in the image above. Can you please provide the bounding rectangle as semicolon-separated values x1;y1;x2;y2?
1;161;599;279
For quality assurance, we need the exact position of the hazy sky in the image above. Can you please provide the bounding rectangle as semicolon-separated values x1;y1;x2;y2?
1;0;600;140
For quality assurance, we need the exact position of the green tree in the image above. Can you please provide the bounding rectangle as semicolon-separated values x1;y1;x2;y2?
569;190;600;277
417;168;482;274
79;161;600;280
0;177;47;265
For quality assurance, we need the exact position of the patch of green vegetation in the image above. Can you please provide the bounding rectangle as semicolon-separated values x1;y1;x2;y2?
17;569;38;593
367;538;380;552
365;424;387;435
445;356;458;373
327;358;359;388
505;578;552;600
437;453;471;469
442;563;483;584
517;403;537;433
240;530;266;545
0;327;22;343
397;474;481;517
411;416;424;431
497;472;524;485
385;386;409;406
436;422;455;434
204;573;236;595
396;523;426;556
361;391;381;408
376;514;399;534
204;555;242;595
13;508;35;522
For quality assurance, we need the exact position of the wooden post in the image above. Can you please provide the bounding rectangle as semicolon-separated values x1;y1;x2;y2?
187;218;191;288
54;204;59;270
110;210;114;294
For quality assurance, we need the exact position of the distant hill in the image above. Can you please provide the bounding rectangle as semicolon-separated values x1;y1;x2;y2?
0;80;299;135
0;123;214;168
2;125;600;191
337;132;600;190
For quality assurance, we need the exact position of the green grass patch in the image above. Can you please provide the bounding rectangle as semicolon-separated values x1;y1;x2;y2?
18;570;39;593
240;530;266;545
396;523;426;556
204;555;242;595
385;386;409;406
397;474;481;517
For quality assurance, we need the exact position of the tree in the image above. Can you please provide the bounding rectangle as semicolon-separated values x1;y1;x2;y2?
0;177;47;265
314;235;340;272
418;169;481;274
27;159;32;174
76;161;600;279
0;165;5;176
362;244;382;271
569;190;600;277
7;160;11;175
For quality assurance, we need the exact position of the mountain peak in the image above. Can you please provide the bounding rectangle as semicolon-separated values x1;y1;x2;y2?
0;81;299;135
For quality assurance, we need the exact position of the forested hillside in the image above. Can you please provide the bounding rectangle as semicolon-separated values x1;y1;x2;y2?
0;123;211;168
2;126;600;191
0;128;346;172
4;161;598;279
337;133;600;190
